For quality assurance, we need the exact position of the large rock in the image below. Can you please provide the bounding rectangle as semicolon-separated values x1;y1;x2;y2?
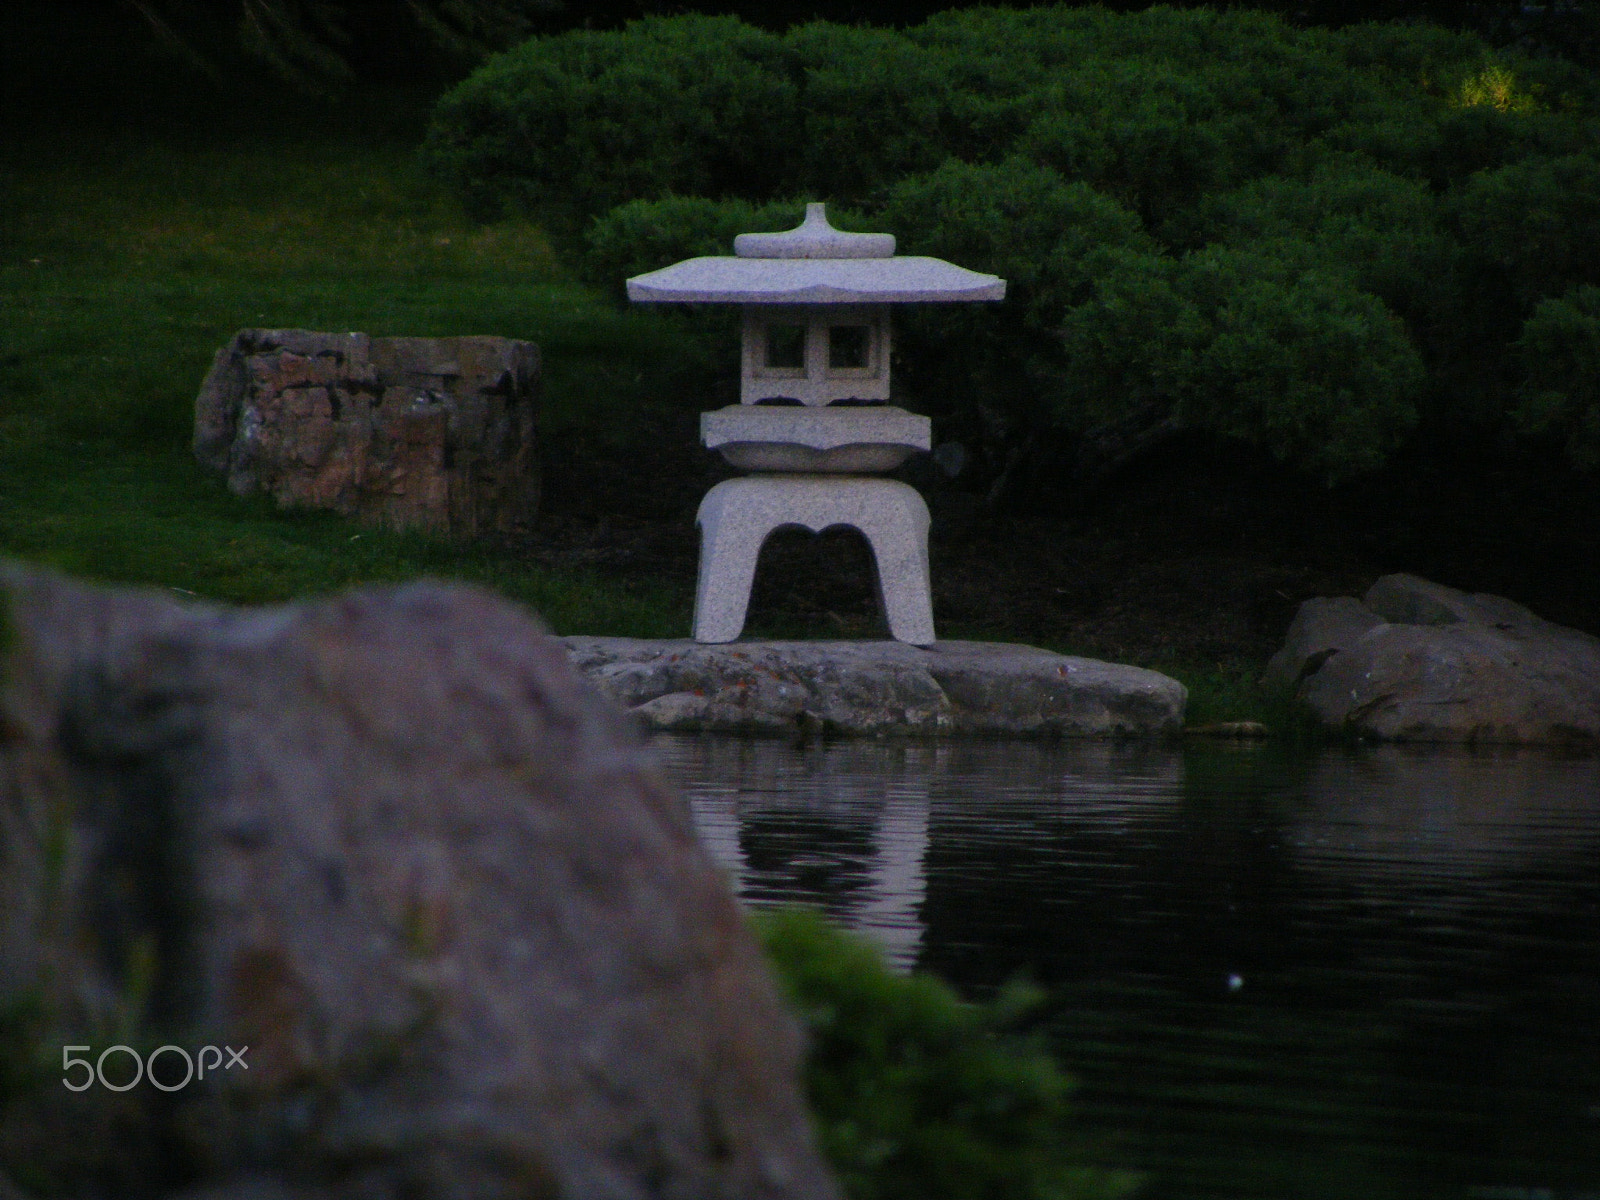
1261;596;1385;692
194;329;539;537
0;563;838;1200
1264;573;1600;746
563;637;1186;737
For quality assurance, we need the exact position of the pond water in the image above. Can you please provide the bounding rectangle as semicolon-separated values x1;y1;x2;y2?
653;733;1600;1200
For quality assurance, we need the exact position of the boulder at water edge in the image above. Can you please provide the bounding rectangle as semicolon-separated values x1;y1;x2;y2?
1264;573;1600;747
0;563;838;1200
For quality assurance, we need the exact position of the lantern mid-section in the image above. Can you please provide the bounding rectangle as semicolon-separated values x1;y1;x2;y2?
627;203;1006;645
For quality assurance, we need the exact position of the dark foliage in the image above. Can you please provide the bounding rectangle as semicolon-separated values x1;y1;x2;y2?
424;6;1600;492
76;0;1600;92
756;907;1142;1200
108;0;561;86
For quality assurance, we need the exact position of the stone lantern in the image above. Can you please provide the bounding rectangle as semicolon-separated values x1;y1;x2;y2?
627;203;1005;645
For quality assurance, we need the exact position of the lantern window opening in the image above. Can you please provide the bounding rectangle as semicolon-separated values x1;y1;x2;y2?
827;325;872;374
764;323;806;372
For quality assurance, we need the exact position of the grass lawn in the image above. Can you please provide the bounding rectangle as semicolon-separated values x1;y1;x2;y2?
0;62;704;636
0;18;1308;729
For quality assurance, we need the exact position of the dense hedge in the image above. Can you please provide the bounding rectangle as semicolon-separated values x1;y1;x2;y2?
423;6;1600;487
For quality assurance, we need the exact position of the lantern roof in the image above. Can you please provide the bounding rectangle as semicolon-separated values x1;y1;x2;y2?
626;203;1006;305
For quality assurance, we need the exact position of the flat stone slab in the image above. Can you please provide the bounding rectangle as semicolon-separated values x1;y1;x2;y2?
562;638;1187;738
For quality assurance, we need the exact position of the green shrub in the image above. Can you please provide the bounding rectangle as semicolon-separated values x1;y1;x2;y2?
1178;245;1423;480
1019;59;1301;228
883;157;1152;306
1515;284;1600;468
425;5;1600;488
1182;159;1455;320
756;907;1141;1200
879;157;1154;445
421;15;801;234
1053;243;1422;482
786;24;965;200
1051;248;1209;437
1454;154;1600;308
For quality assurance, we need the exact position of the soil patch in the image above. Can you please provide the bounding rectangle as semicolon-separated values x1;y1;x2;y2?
507;417;1600;666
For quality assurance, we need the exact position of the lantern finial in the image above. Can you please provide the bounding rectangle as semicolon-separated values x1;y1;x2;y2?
734;203;895;260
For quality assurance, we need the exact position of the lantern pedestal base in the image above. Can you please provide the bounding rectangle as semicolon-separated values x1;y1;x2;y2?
694;475;934;646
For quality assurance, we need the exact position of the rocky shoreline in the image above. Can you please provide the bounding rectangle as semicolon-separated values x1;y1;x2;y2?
564;636;1187;738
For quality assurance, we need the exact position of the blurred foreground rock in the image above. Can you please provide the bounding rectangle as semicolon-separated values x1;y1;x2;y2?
0;563;838;1200
194;329;539;537
564;637;1186;737
1265;573;1600;746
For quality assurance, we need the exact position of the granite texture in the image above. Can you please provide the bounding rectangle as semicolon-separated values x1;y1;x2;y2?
701;404;930;472
1261;595;1386;691
694;476;934;645
563;637;1188;737
193;329;539;537
626;256;1007;304
739;305;891;405
0;563;839;1200
1265;573;1600;746
734;204;895;258
630;202;1004;303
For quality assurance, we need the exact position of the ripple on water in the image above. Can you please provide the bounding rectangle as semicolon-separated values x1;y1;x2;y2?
653;734;1600;1200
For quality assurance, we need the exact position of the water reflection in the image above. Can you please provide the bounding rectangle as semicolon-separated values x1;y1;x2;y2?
656;734;1600;1200
672;737;1182;970
1294;745;1600;880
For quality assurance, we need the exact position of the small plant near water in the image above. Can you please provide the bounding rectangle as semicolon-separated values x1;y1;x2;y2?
1171;659;1326;745
756;907;1142;1200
